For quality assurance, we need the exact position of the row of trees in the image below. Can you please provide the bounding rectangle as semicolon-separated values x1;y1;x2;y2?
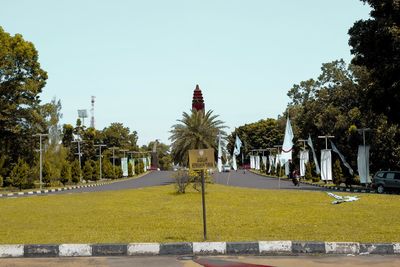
0;25;172;190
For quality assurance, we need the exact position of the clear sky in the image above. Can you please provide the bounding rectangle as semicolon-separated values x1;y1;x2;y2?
1;0;371;146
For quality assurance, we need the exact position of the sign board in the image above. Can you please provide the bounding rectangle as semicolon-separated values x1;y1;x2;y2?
189;148;215;170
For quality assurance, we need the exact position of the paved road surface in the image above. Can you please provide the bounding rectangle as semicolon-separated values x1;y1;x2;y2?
213;170;326;191
0;255;399;267
5;170;326;198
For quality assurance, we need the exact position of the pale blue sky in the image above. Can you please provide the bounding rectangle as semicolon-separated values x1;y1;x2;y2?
1;0;371;146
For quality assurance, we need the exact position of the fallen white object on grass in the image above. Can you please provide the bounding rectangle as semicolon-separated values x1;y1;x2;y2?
327;192;360;204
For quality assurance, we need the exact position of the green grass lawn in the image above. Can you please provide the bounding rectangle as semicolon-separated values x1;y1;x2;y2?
0;184;399;244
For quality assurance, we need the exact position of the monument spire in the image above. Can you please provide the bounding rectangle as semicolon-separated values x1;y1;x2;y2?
192;84;205;111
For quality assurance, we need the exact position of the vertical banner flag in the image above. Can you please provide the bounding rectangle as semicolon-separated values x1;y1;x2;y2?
233;135;242;156
232;154;237;171
357;145;370;183
285;161;290;176
299;150;309;177
129;158;135;176
281;117;294;164
330;141;354;175
143;158;147;172
321;149;332;181
268;155;274;173
217;134;222;172
275;154;280;169
250;155;255;169
307;135;321;174
147;156;151;169
262;156;267;171
121;157;128;177
255;155;260;170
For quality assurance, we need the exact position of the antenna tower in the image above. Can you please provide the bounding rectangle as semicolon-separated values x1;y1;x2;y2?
90;96;95;129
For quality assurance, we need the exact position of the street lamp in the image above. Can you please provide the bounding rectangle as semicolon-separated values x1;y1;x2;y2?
33;133;48;190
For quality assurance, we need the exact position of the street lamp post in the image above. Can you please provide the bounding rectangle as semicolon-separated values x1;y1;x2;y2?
72;138;84;182
94;144;106;180
33;133;48;190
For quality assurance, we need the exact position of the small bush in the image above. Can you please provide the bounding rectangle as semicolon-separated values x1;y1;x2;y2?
60;162;72;185
305;162;313;181
9;159;34;190
332;159;344;186
71;160;81;184
173;170;190;193
83;160;93;181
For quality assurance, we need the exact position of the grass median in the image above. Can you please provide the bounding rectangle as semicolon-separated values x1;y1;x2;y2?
0;184;399;244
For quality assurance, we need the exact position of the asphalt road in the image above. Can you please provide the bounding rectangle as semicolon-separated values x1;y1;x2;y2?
0;255;399;267
213;170;326;191
5;170;326;198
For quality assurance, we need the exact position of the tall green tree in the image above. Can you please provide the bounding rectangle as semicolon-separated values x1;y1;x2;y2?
169;110;226;166
0;26;48;165
348;0;400;124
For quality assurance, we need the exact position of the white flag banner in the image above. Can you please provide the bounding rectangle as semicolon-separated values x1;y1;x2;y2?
268;155;274;173
285;161;290;176
232;154;237;171
233;135;242;156
281;117;294;163
275;154;280;169
121;157;128;177
148;156;151;168
321;149;332;181
357;145;370;184
299;150;309;177
307;135;321;174
255;155;260;170
262;156;267;171
331;141;354;175
217;135;222;172
250;155;255;169
129;158;135;176
143;158;147;172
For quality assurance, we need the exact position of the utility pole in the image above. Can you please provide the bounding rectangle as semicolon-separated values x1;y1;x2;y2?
318;135;335;150
72;138;84;182
109;147;119;169
94;144;106;180
357;128;371;185
33;133;48;190
298;139;308;150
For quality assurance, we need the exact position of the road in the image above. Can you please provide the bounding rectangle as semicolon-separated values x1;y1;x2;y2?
0;255;399;267
4;170;326;198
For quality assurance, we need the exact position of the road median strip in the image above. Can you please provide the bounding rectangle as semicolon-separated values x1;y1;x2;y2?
1;241;399;258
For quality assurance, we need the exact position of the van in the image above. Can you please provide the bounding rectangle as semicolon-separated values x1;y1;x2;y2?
372;171;400;193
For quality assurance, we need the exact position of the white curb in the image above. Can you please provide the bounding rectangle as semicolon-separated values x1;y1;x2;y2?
325;242;360;254
193;242;226;254
59;244;92;257
259;241;292;253
0;245;24;257
393;243;400;254
127;243;160;255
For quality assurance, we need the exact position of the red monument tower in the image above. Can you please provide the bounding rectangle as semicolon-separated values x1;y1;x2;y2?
192;84;205;111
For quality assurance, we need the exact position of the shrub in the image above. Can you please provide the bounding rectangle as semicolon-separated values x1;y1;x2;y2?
173;170;190;193
71;160;81;184
332;159;344;186
135;161;144;175
42;161;53;186
60;162;72;185
0;175;3;187
91;160;100;181
128;162;133;177
9;159;34;190
305;162;313;181
82;160;93;181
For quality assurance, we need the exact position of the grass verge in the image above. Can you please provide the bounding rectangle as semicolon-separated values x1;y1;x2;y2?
0;184;399;244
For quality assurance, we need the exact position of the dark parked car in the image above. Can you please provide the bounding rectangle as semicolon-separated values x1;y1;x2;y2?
372;171;400;193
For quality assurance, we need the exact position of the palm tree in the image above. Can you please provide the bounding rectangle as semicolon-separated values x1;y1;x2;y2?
169;110;226;165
